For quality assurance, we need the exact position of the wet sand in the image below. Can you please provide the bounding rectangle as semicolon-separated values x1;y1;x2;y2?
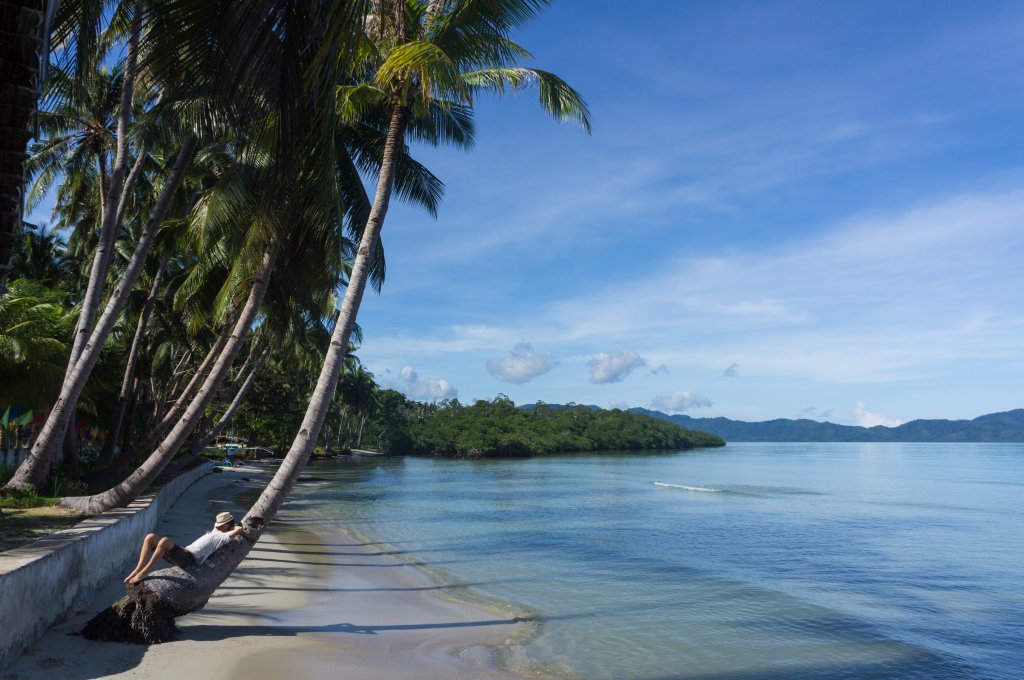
1;468;526;680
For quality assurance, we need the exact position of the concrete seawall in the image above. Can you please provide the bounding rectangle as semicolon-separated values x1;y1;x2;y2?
0;464;212;670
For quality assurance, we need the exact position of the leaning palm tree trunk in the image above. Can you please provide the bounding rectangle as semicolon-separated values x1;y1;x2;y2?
82;106;408;642
67;2;143;369
61;247;277;513
100;318;234;484
102;259;168;462
3;139;196;492
161;346;270;479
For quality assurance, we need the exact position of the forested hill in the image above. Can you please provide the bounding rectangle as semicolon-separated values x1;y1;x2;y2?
629;408;1024;443
369;396;725;457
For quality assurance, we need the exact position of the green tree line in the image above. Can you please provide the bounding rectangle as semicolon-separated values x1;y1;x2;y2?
361;393;724;457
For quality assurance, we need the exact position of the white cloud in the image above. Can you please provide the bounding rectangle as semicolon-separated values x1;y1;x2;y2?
650;364;670;375
486;343;554;384
651;391;713;414
722;363;739;378
854;402;903;428
398;365;457;401
588;351;646;384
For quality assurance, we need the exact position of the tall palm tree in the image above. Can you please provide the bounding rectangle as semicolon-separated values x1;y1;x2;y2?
24;61;126;224
337;364;378;447
82;0;589;641
246;0;589;518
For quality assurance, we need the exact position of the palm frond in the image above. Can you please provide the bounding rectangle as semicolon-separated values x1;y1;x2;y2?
463;67;591;133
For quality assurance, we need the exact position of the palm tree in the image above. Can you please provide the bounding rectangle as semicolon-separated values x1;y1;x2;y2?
337;364;378;447
8;222;73;286
82;0;589;641
24;61;126;226
245;0;589;516
0;279;74;411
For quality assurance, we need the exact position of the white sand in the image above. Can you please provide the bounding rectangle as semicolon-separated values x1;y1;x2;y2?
1;468;528;680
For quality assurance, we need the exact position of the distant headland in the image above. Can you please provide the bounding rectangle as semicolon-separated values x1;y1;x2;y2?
627;408;1024;443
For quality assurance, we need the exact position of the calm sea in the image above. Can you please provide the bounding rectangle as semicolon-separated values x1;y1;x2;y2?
293;443;1024;680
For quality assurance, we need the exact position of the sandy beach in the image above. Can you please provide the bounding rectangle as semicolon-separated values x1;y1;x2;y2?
1;467;527;680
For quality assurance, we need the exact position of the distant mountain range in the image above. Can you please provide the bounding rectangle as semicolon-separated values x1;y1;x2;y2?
628;408;1024;443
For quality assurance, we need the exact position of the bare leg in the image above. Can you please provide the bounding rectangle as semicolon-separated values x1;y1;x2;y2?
128;536;176;584
124;533;159;583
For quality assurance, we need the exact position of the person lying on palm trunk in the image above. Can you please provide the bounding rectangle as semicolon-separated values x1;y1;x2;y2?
124;511;245;584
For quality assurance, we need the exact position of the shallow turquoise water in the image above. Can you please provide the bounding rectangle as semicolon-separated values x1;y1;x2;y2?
294;443;1024;679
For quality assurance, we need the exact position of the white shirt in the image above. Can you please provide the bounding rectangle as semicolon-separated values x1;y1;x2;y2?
185;530;233;564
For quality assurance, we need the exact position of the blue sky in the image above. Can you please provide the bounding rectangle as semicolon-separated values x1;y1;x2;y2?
31;1;1024;425
353;0;1024;425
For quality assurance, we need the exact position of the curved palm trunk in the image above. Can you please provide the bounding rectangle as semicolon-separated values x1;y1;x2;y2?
3;138;196;492
102;259;167;462
142;321;233;447
61;247;277;513
68;1;143;369
99;321;233;484
0;0;50;295
82;105;409;642
161;346;270;479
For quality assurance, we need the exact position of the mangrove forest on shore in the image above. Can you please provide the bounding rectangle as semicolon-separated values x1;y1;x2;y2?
232;385;725;457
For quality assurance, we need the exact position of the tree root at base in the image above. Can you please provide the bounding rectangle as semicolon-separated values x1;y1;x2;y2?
81;589;180;644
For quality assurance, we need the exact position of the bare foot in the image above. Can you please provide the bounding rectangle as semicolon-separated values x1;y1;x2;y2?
123;571;138;584
128;573;147;584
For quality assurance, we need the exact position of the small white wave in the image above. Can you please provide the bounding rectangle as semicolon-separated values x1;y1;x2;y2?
654;482;721;493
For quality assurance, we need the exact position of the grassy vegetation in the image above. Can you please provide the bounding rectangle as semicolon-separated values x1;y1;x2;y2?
0;464;90;551
0;505;87;552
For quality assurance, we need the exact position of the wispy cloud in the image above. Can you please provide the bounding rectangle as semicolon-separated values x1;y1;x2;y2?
651;391;713;414
541;190;1024;383
722;363;739;378
486;343;554;384
365;189;1024;395
795;407;833;420
588;351;646;384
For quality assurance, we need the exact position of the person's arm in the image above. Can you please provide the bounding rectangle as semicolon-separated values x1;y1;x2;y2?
228;525;246;538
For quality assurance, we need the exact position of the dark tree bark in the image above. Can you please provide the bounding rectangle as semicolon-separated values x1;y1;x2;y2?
0;0;53;295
